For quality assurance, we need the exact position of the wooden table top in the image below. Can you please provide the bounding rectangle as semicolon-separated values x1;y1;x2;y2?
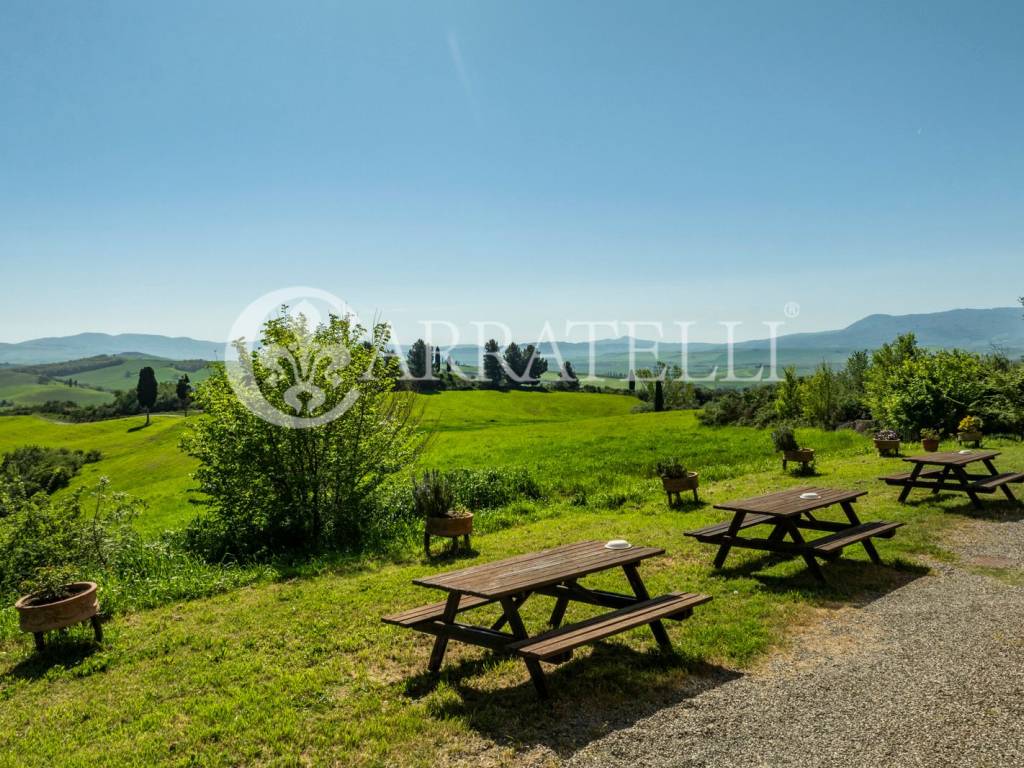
714;486;866;517
413;540;663;599
903;449;1000;466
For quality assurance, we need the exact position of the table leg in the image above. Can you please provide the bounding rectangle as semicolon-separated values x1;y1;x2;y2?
713;511;747;569
780;518;825;582
983;459;1019;502
953;465;984;510
899;463;923;503
491;592;531;632
500;597;550;699
427;592;460;673
622;564;672;651
932;465;952;495
547;583;573;629
840;501;881;565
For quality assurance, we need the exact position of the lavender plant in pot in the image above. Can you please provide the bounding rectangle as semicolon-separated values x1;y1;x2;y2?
414;470;473;557
772;426;815;472
655;458;699;504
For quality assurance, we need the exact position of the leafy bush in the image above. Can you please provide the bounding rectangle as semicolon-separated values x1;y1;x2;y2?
920;427;941;441
0;478;272;630
181;313;423;559
0;446;102;498
699;386;778;428
0;477;142;599
771;426;800;452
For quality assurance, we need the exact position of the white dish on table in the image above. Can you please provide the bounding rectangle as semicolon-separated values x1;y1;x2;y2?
604;539;631;550
799;492;821;500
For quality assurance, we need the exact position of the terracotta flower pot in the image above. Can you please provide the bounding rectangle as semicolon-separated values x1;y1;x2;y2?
660;471;699;504
15;581;102;650
424;512;473;556
921;439;940;452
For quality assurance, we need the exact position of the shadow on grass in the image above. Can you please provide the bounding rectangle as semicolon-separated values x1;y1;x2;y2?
904;494;1024;522
407;645;741;758
714;552;929;607
666;497;710;512
4;635;107;682
782;466;823;478
126;422;151;433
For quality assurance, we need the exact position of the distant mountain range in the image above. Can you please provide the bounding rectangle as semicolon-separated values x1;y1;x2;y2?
1;308;1022;372
0;333;224;365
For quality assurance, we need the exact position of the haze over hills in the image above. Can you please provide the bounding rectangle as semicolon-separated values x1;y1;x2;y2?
1;308;1021;370
0;333;224;365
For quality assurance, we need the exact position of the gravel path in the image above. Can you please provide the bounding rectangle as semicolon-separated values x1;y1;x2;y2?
566;524;1024;768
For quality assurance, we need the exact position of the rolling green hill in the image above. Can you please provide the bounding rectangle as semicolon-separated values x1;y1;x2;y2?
0;390;869;534
62;355;214;391
0;369;113;408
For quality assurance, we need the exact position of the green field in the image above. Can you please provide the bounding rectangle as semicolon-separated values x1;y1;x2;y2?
1;390;1020;767
0;369;113;408
0;391;866;534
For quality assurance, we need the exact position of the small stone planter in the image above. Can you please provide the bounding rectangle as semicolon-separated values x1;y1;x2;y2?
660;472;699;505
957;431;983;447
875;439;901;457
782;448;815;472
15;581;102;651
921;438;940;452
424;512;473;557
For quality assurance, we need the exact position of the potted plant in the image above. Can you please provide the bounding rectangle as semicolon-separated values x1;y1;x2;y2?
771;426;815;471
14;566;102;651
957;415;983;447
874;428;901;456
414;470;473;557
655;458;699;504
920;427;941;452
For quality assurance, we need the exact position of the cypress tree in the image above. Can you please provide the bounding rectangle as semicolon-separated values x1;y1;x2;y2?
137;366;158;426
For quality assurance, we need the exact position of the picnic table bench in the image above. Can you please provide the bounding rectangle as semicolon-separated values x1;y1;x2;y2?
685;487;902;582
382;540;711;699
880;450;1023;509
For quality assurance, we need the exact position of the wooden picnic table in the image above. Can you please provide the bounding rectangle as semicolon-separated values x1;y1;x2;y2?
881;449;1024;509
685;487;902;582
382;540;711;699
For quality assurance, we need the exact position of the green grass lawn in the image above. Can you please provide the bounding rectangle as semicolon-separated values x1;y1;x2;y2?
0;370;113;408
1;391;1021;767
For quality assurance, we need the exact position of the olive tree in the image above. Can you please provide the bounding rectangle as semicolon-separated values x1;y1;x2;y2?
181;312;423;557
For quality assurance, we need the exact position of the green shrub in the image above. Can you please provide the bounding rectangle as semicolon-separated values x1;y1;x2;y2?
0;445;102;498
0;478;272;633
181;312;422;558
444;467;541;509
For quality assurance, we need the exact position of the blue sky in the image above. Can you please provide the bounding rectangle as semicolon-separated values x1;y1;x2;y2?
1;1;1022;345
